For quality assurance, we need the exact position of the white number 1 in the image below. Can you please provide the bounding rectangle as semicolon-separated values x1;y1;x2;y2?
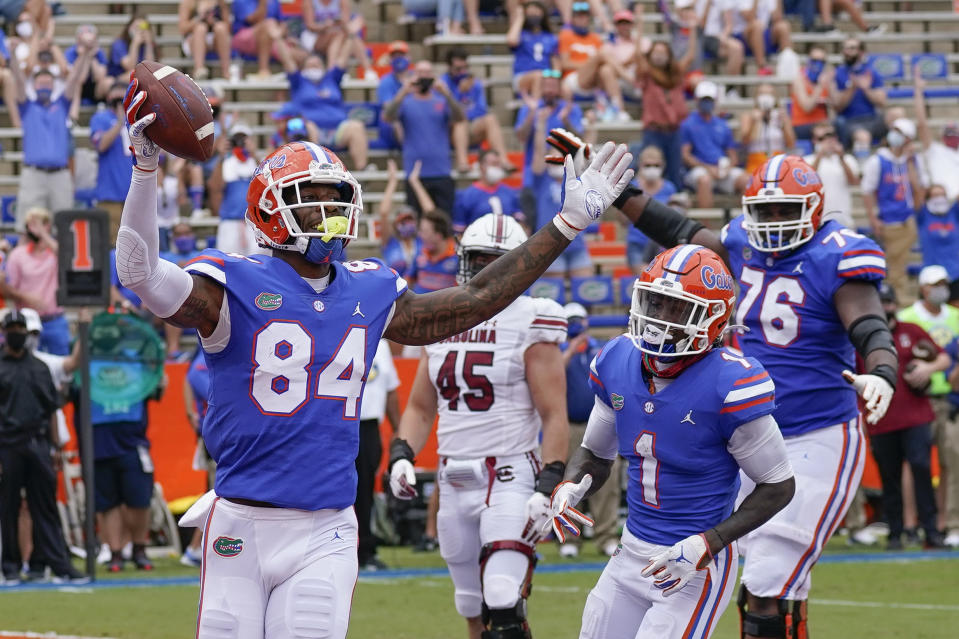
634;432;660;507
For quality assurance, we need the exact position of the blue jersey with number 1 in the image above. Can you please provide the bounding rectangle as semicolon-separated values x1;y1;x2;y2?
589;338;776;546
184;250;408;510
721;218;886;437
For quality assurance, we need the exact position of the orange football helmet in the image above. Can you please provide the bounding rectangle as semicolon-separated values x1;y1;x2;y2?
245;142;362;253
741;154;824;253
629;245;735;375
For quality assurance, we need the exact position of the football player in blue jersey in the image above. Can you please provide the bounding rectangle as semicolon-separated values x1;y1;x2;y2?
545;130;898;639
113;79;633;639
546;245;795;639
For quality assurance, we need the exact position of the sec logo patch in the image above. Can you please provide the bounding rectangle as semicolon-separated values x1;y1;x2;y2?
313;300;326;313
644;401;655;414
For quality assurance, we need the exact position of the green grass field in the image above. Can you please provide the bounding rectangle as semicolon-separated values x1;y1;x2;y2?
1;543;957;638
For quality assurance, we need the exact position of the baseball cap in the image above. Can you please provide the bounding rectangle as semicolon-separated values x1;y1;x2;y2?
918;265;949;286
18;308;42;333
891;118;916;140
1;309;27;329
878;282;897;304
564;302;588;320
694;80;719;101
388;40;409;54
572;2;591;13
613;10;634;23
229;121;253;138
675;0;696;9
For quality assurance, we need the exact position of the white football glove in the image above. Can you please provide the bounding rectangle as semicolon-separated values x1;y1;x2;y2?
545;127;592;174
641;533;712;597
521;492;552;544
123;78;159;172
842;369;895;425
545;475;594;543
389;458;417;500
553;142;635;240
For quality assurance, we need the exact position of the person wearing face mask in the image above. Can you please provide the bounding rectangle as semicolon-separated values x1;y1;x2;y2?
210;122;261;256
833;38;887;149
740;84;796;175
861;117;928;300
897;266;959;549
109;14;156;78
90;82;135;242
556;302;622;560
805;123;859;228
4;208;72;356
627;146;677;275
376;41;413;151
383;59;466;215
680;80;747;208
9;42;91;232
851;127;873;162
0;310;89;585
916;185;959;299
452;149;523;235
914;72;959;201
856;283;950;550
789;46;833;142
64;24;113;103
635;32;696;188
443;47;515;175
506;0;559;103
275;36;370;172
378;158;422;282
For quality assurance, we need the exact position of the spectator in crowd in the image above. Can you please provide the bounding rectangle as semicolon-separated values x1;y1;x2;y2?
0;310;86;585
274;33;370;171
5;208;69;355
9;2;55;59
383;60;466;214
357;339;401;571
790;45;833;142
833;37;887;149
506;1;559;102
634;27;695;188
816;0;885;35
270;115;320;147
412;212;458;294
868;283;949;550
231;0;283;80
108;14;156;78
515;68;583;216
862;118;927;299
680;80;746;208
558;3;603;99
699;0;746;76
180;347;211;567
303;0;370;75
739;82;796;175
805;122;860;227
851;126;873;162
156;154;185;252
64;25;112;103
90;317;159;573
376;41;412;151
626;145;677;275
914;73;959;200
530;107;593;279
10;38;91;226
178;0;232;80
443;47;513;172
898;264;959;547
210;121;260;254
403;0;466;35
558;302;621;559
379;159;421;281
915;185;959;299
91;81;133;241
452;149;522;235
660;0;703;75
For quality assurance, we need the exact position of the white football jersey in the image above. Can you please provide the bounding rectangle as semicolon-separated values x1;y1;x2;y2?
426;296;567;458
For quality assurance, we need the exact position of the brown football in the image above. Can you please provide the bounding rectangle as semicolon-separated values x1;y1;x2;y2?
132;61;215;162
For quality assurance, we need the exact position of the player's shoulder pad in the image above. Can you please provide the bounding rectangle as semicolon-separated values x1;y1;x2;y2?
335;258;409;295
182;249;265;285
528;296;568;328
715;347;775;414
590;333;630;376
720;216;745;251
814;221;886;281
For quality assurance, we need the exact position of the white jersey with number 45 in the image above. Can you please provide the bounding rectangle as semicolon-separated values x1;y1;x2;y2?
425;296;567;458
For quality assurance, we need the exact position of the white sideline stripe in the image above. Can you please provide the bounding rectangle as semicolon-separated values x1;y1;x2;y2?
811;598;959;612
724;379;775;403
195;122;215;141
152;65;176;80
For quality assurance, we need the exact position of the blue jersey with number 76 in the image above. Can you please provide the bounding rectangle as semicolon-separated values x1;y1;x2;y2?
185;250;408;510
721;218;886;437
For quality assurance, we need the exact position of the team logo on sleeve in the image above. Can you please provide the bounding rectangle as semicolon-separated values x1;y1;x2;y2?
611;393;625;410
255;292;283;311
212;536;244;557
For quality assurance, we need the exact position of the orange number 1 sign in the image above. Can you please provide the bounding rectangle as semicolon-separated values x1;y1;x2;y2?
70;219;94;271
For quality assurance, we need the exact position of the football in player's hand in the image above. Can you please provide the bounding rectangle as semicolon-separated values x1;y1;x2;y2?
131;61;215;162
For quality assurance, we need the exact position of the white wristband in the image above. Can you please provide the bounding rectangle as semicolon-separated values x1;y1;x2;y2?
552;214;580;240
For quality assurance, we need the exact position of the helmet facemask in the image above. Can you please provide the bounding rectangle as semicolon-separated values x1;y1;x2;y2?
456;248;505;285
742;192;820;253
628;279;728;361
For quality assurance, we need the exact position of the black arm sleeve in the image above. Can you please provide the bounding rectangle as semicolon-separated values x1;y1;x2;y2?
565;446;613;500
621;191;706;249
847;314;898;388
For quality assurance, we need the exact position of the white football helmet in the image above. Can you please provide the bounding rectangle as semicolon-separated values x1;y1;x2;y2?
457;213;528;284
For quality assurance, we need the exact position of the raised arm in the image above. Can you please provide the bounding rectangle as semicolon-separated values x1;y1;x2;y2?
506;5;523;48
385;143;634;345
914;69;932;151
273;23;299;74
406;160;436;214
378;158;399;245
